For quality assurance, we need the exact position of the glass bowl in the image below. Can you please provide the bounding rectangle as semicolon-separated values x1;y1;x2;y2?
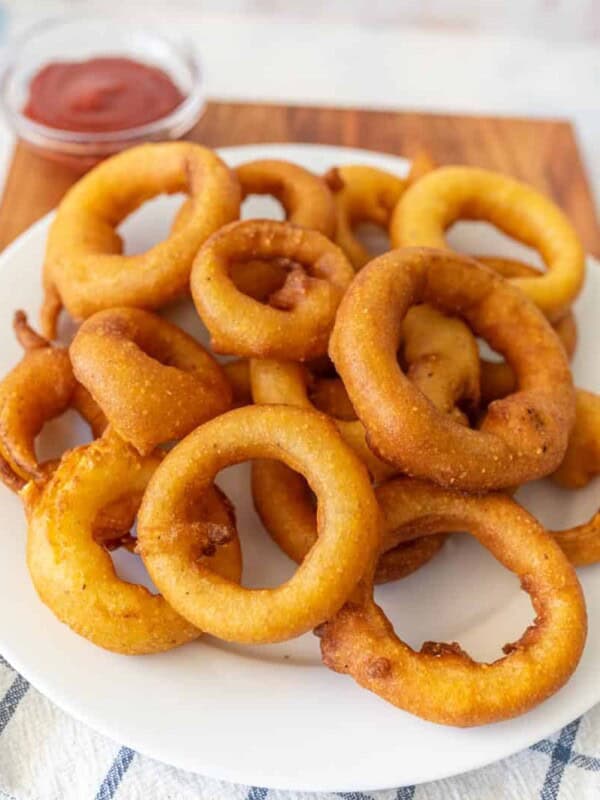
0;16;205;169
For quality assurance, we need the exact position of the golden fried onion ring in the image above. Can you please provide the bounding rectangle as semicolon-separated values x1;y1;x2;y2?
324;165;406;269
70;307;232;455
137;405;380;643
0;312;105;490
330;248;575;490
252;459;445;584
41;142;241;337
553;390;600;489
237;159;336;235
391;167;585;320
317;477;587;726
24;431;242;654
191;220;354;360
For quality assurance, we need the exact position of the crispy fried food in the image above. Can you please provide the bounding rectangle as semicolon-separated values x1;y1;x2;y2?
41;142;241;337
476;257;578;403
324;154;435;270
552;389;600;489
191;220;354;360
251;459;445;584
391;167;585;320
137;405;380;643
0;311;106;489
236;159;336;235
250;304;479;480
23;430;242;654
250;359;395;482
316;477;587;726
324;165;407;269
70;307;232;455
330;247;575;490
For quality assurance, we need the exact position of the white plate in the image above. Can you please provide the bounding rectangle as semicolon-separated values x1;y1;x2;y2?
0;143;598;793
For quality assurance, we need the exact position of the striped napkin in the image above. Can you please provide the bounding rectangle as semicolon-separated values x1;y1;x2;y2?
1;653;599;800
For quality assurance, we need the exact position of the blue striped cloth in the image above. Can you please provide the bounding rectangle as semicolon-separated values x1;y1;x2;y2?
1;654;599;799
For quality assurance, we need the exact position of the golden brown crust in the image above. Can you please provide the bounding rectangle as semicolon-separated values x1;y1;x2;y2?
317;478;587;726
41;142;241;337
137;405;380;644
391;166;585;320
329;247;575;490
191;219;354;361
70;307;232;455
24;431;242;654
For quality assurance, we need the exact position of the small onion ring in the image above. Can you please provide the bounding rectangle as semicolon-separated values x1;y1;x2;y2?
137;405;380;644
41;142;241;337
317;477;587;727
390;166;585;320
237;159;336;235
191;219;354;360
476;257;577;403
70;307;232;455
251;459;445;584
324;153;435;270
324;165;407;269
24;430;242;655
330;247;575;490
0;311;105;490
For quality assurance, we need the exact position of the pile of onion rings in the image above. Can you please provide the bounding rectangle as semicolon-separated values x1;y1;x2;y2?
1;141;595;729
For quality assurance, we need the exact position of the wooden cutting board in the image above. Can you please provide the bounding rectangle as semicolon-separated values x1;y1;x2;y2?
0;100;597;254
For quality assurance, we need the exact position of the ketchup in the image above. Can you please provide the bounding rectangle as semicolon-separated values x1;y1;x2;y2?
23;57;184;133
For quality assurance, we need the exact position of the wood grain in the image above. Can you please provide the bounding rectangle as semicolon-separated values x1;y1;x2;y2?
0;100;597;254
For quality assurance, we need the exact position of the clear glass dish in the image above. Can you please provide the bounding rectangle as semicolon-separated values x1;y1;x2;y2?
0;16;205;169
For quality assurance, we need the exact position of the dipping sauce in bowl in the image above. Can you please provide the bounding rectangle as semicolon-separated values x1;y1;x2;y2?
0;18;205;170
24;57;185;133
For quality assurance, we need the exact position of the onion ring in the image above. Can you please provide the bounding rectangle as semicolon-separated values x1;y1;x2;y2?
137;405;380;643
0;311;105;490
237;159;336;235
24;430;242;654
476;257;577;403
390;166;585;320
70;307;232;455
552;389;600;489
250;358;395;482
41;142;241;338
191;219;354;360
330;247;575;490
251;459;445;584
324;153;435;270
317;477;587;726
223;359;252;408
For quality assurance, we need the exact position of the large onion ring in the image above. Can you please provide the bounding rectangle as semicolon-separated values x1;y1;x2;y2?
41;142;241;337
191;219;354;360
317;477;587;726
330;247;575;490
0;312;105;490
251;459;445;584
390;166;585;320
70;307;232;455
24;431;242;654
137;405;380;643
